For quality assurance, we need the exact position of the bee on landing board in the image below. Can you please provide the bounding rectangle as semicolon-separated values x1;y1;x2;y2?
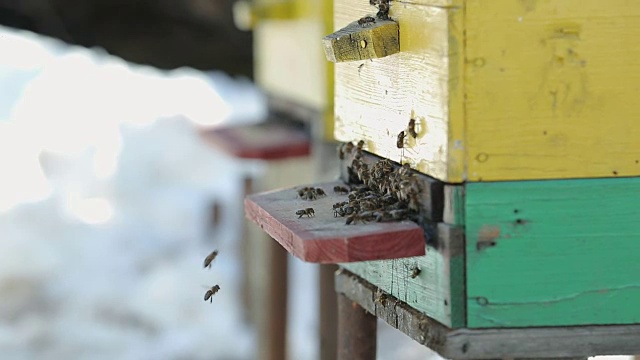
296;208;315;218
357;16;376;27
204;285;221;303
334;185;349;195
203;250;219;269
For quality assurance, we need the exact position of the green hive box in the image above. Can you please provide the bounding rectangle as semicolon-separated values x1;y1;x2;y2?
343;177;640;328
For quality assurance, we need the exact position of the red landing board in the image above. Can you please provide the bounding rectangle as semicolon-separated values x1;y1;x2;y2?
199;122;310;160
244;181;426;264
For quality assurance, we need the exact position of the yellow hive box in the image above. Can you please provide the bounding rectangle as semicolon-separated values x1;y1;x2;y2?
333;0;640;182
244;0;335;139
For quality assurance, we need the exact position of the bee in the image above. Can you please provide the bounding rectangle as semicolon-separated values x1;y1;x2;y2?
356;140;365;151
357;16;376;27
408;118;418;138
397;130;406;149
204;285;221;303
345;212;370;225
296;208;315;218
297;186;311;198
369;0;390;19
337;144;346;160
374;289;388;305
334;185;349;194
298;187;319;200
345;142;355;154
410;266;421;279
203;250;218;269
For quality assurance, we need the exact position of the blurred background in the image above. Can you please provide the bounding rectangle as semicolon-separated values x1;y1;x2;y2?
0;2;634;360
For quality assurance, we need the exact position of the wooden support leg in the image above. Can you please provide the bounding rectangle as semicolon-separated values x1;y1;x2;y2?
258;238;288;360
319;264;338;360
337;292;377;360
241;177;254;324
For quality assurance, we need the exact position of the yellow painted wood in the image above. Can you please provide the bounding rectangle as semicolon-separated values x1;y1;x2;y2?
233;0;301;31
465;0;640;181
333;0;463;181
323;19;399;63
333;0;640;182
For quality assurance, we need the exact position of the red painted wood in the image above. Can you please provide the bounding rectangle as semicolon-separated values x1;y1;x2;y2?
199;122;310;160
244;181;426;263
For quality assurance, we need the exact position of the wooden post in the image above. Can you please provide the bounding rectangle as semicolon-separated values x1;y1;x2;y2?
337;292;377;360
319;264;338;360
259;238;288;360
240;176;255;324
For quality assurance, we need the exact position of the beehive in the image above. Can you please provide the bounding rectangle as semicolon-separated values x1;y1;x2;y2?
330;0;640;330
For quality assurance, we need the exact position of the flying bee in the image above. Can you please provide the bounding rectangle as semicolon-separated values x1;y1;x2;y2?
397;131;406;149
334;185;349;194
203;250;218;269
296;208;315;218
357;16;376;27
204;285;221;303
408;118;418;138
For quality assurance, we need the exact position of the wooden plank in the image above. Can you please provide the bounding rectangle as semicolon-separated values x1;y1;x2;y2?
337;292;377;360
443;184;464;226
465;0;640;181
465;177;640;328
333;1;464;182
245;180;426;263
199;122;310;160
323;18;399;63
341;223;464;328
336;268;640;359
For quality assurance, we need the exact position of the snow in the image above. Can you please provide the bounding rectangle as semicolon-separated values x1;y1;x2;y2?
0;25;631;360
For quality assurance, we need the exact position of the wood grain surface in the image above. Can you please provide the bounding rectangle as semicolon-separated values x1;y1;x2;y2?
333;0;464;181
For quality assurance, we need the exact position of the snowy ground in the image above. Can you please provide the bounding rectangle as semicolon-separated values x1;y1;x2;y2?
0;26;632;360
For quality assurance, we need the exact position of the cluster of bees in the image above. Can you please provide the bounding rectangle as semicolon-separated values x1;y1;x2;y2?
333;140;423;225
202;250;220;303
296;131;423;226
357;0;390;27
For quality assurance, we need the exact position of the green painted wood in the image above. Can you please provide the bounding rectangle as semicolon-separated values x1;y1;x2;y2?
341;223;465;328
465;177;640;328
